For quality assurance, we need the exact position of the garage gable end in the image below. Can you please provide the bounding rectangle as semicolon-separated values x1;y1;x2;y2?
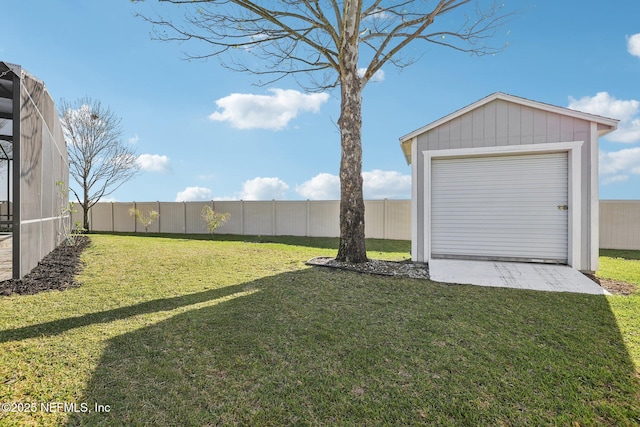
400;92;618;164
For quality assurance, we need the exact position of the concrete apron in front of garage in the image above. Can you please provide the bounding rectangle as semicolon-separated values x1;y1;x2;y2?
429;259;609;295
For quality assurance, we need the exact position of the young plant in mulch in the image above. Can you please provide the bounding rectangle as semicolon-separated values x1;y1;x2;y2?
129;207;159;233
201;206;230;239
56;181;85;246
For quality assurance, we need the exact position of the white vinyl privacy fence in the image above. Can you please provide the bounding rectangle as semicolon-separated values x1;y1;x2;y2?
600;200;640;250
73;199;412;240
73;199;640;249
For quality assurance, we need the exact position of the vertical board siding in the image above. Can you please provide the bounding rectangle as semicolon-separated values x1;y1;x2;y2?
483;104;497;144
520;106;534;145
421;100;591;150
533;109;547;143
460;113;473;148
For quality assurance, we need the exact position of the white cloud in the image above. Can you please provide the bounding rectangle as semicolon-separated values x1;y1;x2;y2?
363;170;411;199
128;134;139;144
136;154;171;173
599;147;640;185
568;92;638;121
99;196;119;203
358;67;385;83
296;170;411;200
209;89;329;130
241;177;289;200
369;8;390;19
296;173;340;200
627;33;640;58
568;92;640;143
175;186;213;202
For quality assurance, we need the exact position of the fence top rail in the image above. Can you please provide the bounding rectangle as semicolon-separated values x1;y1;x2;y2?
95;199;412;203
600;200;640;203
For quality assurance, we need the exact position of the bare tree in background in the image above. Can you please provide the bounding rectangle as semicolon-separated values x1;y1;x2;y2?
59;97;140;230
0;119;10;163
0;119;11;210
137;0;511;262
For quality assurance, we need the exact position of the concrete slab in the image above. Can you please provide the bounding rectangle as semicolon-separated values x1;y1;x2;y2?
429;259;609;295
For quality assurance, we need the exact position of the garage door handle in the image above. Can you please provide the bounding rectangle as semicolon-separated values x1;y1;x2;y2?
557;205;568;210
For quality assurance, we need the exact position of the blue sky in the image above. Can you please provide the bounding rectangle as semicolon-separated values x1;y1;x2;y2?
2;1;639;202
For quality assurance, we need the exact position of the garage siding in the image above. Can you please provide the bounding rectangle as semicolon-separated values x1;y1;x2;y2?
431;152;568;262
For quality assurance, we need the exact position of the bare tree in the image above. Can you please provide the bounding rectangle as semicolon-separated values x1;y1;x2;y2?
59;97;140;230
0;119;11;168
137;0;511;262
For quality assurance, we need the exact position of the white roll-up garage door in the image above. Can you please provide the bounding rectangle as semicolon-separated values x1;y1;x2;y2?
431;152;568;263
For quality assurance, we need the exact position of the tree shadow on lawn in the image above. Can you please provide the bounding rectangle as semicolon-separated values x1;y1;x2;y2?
0;284;251;344
68;268;640;426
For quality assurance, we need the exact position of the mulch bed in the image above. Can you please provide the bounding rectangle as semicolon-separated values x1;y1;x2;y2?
584;273;636;296
307;257;430;279
0;236;90;296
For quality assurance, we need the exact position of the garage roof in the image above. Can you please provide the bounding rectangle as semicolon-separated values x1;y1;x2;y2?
399;92;620;164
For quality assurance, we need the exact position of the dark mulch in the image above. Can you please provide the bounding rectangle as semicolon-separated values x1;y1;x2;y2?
0;236;91;296
307;256;430;279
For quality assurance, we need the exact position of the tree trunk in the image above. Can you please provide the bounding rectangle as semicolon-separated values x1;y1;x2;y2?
336;0;367;263
81;206;88;232
83;184;90;231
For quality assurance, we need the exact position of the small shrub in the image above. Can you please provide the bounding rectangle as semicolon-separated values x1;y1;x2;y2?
201;206;230;239
56;181;83;245
129;207;159;233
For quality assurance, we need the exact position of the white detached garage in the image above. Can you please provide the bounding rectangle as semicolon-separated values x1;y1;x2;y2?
400;93;618;272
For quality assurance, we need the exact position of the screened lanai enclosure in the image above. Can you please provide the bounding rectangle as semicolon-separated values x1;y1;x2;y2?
0;61;69;280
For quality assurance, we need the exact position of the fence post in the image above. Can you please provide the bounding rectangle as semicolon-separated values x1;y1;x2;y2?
183;202;187;234
241;200;245;236
383;198;388;240
157;201;161;233
272;199;276;236
306;199;310;237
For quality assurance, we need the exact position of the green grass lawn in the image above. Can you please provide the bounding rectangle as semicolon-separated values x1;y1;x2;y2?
0;234;639;426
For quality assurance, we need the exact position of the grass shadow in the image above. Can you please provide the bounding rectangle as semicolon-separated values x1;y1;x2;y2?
0;284;250;344
69;268;640;426
600;249;640;261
